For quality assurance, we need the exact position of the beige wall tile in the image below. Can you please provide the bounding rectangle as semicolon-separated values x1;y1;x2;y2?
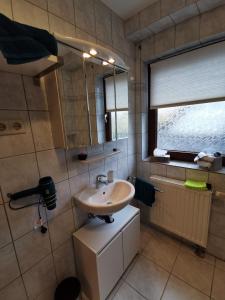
166;165;186;180
0;0;13;18
74;0;95;36
66;148;89;178
49;13;76;37
154;27;175;56
112;13;125;52
150;16;174;34
53;239;76;282
175;16;200;49
125;14;140;37
209;210;225;239
140;1;160;30
48;0;74;24
73;206;88;229
15;229;51;273
48;209;75;250
46;179;72;220
0;278;27;300
0;205;11;248
0;72;26;110
0;153;39;201
212;267;225;300
95;0;112;45
150;163;167;177
0;110;35;158
141;36;155;62
186;169;208;182
207;234;225;260
23;76;48;111
209;173;225;192
12;0;49;30
161;0;186;17
37;149;68;183
200;5;225;42
0;243;20;289
69;172;90;195
22;255;57;299
6;199;46;240
29;111;54;151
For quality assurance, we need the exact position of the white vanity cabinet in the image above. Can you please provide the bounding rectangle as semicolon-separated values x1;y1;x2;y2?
73;205;140;300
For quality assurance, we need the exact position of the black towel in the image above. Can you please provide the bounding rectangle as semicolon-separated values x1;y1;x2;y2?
135;177;155;207
0;13;57;64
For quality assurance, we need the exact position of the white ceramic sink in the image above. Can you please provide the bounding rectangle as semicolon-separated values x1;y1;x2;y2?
73;180;135;215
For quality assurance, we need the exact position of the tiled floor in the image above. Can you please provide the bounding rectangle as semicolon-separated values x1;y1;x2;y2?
107;224;225;300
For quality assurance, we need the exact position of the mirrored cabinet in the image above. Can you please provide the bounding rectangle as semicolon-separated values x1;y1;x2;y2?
44;45;129;150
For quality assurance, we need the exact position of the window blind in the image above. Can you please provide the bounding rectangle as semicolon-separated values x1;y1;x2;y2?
150;41;225;108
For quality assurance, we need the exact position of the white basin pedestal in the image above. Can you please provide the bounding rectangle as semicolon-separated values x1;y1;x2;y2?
73;180;135;221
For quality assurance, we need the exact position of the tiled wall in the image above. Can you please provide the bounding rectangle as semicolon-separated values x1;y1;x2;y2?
136;5;225;261
0;1;135;299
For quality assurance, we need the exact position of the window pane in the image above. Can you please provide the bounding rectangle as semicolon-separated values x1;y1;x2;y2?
117;111;128;140
115;73;128;109
157;101;225;154
105;76;115;110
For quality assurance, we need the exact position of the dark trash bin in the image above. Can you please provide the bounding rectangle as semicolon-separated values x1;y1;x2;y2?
55;277;81;300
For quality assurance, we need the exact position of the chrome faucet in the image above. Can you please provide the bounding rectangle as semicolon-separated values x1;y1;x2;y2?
96;174;108;189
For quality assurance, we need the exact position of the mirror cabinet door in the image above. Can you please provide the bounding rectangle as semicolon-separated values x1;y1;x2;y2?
58;49;91;148
58;45;129;149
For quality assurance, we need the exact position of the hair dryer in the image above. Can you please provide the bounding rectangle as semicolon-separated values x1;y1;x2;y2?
8;176;57;210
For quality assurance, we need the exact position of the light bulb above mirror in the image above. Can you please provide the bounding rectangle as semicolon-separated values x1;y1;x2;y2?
90;49;97;56
83;52;91;58
102;61;109;66
108;58;115;64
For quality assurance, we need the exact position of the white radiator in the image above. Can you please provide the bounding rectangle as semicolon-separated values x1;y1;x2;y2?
149;176;212;248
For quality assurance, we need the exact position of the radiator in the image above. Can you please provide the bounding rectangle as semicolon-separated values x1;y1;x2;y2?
149;176;212;248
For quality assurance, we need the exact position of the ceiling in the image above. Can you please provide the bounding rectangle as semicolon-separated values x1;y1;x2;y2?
101;0;157;20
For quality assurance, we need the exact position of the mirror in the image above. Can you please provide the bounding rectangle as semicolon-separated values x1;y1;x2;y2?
58;45;129;148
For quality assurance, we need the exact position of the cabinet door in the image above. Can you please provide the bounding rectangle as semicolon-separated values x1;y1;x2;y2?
97;232;123;300
123;214;140;270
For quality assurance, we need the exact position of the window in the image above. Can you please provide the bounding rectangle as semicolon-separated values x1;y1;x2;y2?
148;41;225;163
157;102;225;154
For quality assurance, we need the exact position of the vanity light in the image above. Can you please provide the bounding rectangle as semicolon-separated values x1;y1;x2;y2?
83;52;91;58
102;61;109;66
90;49;97;56
108;58;115;64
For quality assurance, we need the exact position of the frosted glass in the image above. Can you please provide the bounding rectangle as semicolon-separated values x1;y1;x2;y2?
117;111;128;139
151;41;225;108
157;101;225;154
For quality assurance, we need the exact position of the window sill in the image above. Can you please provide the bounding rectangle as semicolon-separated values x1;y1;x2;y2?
143;158;225;175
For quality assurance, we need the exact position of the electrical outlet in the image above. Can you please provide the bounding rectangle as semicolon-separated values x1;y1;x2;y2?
0;120;26;136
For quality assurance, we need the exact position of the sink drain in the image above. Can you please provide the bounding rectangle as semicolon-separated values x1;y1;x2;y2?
106;201;112;205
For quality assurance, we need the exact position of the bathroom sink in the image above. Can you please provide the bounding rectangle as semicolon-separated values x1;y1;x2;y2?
73;180;135;215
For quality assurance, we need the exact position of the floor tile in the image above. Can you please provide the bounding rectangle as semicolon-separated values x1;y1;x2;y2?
125;255;169;300
107;279;124;300
162;275;210;300
215;258;225;271
112;282;146;300
172;251;214;296
142;228;180;272
211;267;225;300
180;243;215;265
140;223;152;252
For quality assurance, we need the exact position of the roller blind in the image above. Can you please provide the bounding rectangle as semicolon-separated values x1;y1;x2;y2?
150;42;225;108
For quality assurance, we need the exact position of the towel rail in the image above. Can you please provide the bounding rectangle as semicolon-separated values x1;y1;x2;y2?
127;176;164;193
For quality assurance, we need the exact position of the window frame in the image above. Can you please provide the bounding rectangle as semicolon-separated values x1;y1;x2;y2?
148;64;225;166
